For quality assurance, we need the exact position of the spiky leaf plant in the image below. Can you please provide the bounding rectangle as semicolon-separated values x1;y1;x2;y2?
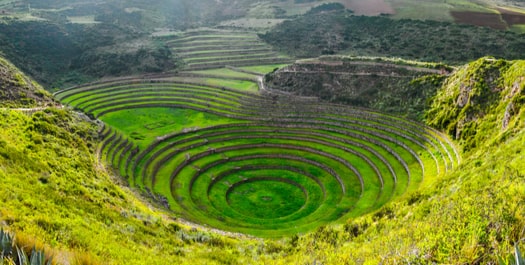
15;247;51;265
0;230;14;260
1;230;51;265
499;245;525;265
15;247;28;265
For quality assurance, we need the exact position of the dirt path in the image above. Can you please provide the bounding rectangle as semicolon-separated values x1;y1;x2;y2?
276;70;423;78
296;60;446;74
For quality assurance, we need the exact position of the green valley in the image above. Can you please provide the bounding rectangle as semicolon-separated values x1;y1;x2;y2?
0;1;524;264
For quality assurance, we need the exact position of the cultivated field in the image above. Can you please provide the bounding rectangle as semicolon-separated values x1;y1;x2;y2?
163;29;292;70
55;66;459;236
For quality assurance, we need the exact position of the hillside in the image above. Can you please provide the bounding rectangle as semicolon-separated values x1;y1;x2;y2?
0;57;54;107
264;56;450;120
427;57;525;152
260;11;525;63
0;58;265;264
0;19;175;88
1;0;525;88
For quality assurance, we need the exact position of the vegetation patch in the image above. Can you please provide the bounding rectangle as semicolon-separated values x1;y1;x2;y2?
259;11;525;63
0;57;55;107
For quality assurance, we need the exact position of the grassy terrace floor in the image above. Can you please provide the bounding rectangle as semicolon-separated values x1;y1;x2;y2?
55;68;459;237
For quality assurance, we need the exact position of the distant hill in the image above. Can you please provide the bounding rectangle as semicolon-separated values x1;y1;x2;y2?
0;18;175;89
260;11;525;63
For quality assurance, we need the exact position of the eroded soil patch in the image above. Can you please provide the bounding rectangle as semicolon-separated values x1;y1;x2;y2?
451;11;507;29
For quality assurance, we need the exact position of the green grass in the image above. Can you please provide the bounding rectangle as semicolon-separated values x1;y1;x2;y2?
170;39;260;46
170;34;258;42
510;24;525;33
181;48;272;56
204;78;259;91
226;179;307;219
188;68;259;79
99;108;239;149
0;109;210;264
184;53;278;63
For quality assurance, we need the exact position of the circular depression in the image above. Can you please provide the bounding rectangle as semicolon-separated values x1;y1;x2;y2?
225;177;307;219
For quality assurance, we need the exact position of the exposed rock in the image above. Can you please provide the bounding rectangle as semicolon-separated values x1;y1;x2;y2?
502;102;515;130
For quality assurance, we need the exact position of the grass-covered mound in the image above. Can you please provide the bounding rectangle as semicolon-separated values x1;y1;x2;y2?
427;57;525;152
55;70;458;237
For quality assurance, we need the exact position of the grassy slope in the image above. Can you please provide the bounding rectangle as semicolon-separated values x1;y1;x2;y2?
100;107;239;149
427;57;525;152
0;57;54;107
0;108;256;264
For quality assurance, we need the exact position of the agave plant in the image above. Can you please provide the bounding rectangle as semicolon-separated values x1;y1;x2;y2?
0;229;14;260
499;245;525;265
0;229;51;265
15;246;52;265
513;245;524;265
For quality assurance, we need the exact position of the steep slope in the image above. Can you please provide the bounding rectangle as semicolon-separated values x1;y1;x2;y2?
0;57;54;107
427;57;525;152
